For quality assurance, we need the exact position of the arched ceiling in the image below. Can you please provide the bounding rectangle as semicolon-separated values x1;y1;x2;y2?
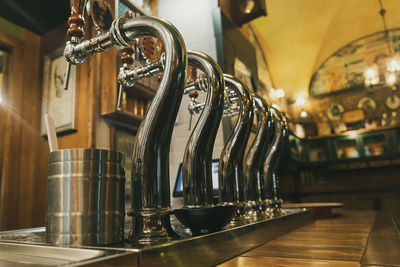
250;0;400;99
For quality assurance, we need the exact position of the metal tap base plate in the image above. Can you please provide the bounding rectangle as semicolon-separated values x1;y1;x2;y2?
0;209;312;267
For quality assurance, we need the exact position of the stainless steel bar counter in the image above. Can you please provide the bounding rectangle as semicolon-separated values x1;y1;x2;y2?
0;209;312;266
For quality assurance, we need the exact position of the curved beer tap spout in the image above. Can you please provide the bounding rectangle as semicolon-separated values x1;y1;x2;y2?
243;95;273;221
63;15;188;243
219;74;254;225
263;108;288;217
127;20;187;243
182;51;225;208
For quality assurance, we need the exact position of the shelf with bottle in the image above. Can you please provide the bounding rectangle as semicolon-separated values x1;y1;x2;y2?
289;134;306;162
362;133;388;157
308;140;329;162
288;125;400;171
336;138;360;160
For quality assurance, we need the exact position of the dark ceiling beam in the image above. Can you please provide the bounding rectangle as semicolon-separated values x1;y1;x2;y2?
0;0;69;35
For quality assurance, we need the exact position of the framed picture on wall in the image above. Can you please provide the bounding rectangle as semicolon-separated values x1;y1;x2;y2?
41;48;76;135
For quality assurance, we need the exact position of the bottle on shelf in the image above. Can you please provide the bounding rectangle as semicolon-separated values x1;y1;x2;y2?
381;113;388;127
390;111;397;125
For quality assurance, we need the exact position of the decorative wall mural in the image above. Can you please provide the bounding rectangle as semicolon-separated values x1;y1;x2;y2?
310;29;400;97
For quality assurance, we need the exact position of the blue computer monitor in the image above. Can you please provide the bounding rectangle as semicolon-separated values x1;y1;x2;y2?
173;159;220;197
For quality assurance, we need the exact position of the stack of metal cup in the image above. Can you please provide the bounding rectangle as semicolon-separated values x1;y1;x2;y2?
45;148;125;246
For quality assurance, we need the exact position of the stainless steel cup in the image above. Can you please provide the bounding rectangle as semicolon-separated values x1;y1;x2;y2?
45;148;125;246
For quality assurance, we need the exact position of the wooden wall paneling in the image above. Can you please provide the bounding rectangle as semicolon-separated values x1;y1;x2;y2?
99;0;118;150
98;46;117;150
17;30;44;228
1;31;25;230
0;27;48;230
0;38;13;227
0;12;117;230
0;8;118;230
100;47;117;116
100;0;117;117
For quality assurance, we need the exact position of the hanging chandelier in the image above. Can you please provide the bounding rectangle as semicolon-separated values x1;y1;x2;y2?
364;0;400;90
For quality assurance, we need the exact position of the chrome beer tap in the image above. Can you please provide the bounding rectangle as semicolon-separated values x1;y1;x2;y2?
186;75;207;131
118;53;165;92
116;11;135;109
223;89;241;117
243;95;273;221
62;0;187;243
182;51;225;208
184;79;240;121
264;108;287;217
219;75;254;225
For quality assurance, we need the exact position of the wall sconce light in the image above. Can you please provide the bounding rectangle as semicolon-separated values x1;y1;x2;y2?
269;88;275;98
300;110;308;118
296;97;306;106
386;73;397;85
275;88;285;98
219;0;267;27
241;0;255;14
387;56;400;73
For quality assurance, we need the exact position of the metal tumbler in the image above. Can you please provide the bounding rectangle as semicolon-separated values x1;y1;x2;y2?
45;149;125;246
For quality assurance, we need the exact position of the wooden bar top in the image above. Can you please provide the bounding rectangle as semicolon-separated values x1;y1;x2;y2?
282;202;343;208
218;210;400;266
283;202;343;219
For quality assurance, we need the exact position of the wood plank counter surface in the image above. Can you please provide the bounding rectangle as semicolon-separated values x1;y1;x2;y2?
218;210;400;266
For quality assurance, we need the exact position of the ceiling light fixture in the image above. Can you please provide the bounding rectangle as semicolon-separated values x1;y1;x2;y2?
364;0;400;90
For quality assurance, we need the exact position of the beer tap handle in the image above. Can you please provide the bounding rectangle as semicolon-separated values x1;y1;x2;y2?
64;0;87;90
68;0;86;40
120;46;134;67
63;63;72;91
116;11;135;109
116;84;124;110
188;91;199;131
188;113;193;131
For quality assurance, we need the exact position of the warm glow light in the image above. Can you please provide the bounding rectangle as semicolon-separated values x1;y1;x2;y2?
387;73;397;85
348;132;358;138
295;124;305;138
387;57;400;72
243;0;255;14
300;111;308;118
365;68;376;77
364;65;380;86
269;88;275;98
296;97;306;106
275;88;285;98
